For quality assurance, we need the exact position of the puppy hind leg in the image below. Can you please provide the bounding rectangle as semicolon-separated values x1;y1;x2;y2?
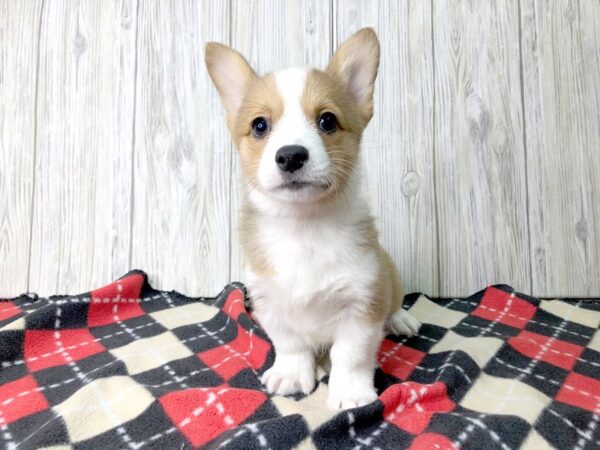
382;251;419;336
386;308;420;336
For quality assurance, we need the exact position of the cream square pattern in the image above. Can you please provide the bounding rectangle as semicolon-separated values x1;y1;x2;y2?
111;331;193;375
520;429;553;449
272;383;336;430
461;373;551;423
431;331;504;368
55;376;153;442
588;329;600;352
409;296;468;329
150;302;219;330
540;300;600;329
1;317;25;331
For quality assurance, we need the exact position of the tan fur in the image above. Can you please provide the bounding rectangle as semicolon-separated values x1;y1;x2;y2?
205;44;285;189
355;218;405;323
205;42;257;124
230;74;286;274
231;74;284;188
326;28;380;124
239;202;277;278
381;247;406;314
302;69;363;197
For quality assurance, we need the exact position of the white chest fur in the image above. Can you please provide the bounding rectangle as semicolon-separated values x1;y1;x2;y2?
244;191;380;348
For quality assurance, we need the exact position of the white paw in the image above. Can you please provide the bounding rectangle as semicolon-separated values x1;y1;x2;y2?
327;370;378;410
387;309;420;336
261;358;315;395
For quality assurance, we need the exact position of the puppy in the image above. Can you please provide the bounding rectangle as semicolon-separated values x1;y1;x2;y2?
205;28;420;410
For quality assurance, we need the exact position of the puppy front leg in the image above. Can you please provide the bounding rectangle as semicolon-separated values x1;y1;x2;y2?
248;276;316;396
327;318;384;410
260;328;316;396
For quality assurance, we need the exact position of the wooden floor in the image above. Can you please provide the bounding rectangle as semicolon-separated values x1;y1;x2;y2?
1;0;599;298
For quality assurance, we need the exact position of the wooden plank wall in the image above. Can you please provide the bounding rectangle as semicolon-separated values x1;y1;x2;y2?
1;0;599;298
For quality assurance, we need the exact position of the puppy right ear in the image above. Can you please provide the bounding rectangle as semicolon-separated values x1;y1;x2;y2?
327;28;380;124
205;42;256;120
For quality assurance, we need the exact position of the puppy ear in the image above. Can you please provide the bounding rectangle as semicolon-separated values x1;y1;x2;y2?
205;42;256;121
327;28;380;123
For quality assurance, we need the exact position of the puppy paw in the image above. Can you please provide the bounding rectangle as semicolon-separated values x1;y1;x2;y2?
327;371;377;410
261;357;315;395
387;309;420;337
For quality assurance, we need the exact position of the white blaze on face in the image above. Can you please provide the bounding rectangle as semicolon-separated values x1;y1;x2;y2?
257;67;330;193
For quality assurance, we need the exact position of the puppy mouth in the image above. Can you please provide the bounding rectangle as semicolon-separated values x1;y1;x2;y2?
276;180;329;192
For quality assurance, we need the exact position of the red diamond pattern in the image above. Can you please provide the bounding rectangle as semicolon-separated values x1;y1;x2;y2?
88;274;145;327
160;386;267;447
0;302;21;322
381;382;455;434
0;375;49;424
472;287;536;329
378;338;426;380
221;289;246;321
198;324;270;380
556;373;600;413
509;330;584;371
24;329;105;372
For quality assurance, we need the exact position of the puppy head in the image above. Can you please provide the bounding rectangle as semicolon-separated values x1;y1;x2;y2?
205;28;380;204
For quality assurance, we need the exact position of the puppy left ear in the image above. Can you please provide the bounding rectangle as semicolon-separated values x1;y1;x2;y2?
327;28;380;123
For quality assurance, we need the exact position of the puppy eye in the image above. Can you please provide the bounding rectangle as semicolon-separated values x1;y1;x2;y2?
251;117;269;138
318;112;338;134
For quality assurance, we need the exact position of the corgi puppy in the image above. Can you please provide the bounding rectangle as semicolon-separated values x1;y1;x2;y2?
205;28;420;410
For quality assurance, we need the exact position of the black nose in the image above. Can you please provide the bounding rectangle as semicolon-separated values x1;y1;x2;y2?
275;145;309;173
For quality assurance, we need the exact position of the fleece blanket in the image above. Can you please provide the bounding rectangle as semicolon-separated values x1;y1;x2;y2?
1;271;599;450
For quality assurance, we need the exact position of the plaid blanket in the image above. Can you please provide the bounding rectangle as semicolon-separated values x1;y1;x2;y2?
1;271;599;449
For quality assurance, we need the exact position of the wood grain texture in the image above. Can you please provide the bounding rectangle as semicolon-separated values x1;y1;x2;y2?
3;1;600;298
433;0;531;295
130;0;231;295
228;0;333;282
334;0;438;296
28;0;137;295
0;1;43;296
521;0;600;296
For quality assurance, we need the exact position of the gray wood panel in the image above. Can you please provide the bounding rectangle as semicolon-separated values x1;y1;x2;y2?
521;0;600;296
433;0;531;295
335;0;438;296
130;0;231;295
2;0;600;298
0;1;44;296
28;0;137;295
